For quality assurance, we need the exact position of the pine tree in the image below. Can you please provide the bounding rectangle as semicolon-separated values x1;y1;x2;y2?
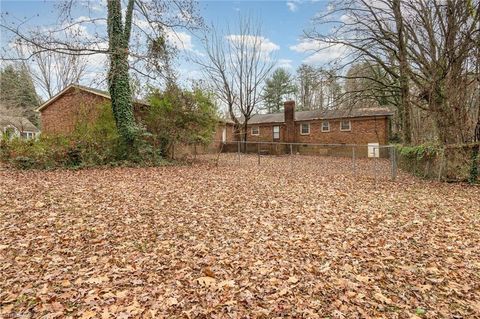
0;64;40;124
262;68;296;113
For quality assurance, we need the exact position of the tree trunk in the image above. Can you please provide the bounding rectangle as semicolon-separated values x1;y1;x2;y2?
392;0;412;145
107;0;136;146
243;120;248;153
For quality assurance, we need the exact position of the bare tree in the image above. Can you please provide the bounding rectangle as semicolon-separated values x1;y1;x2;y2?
15;45;88;99
1;0;202;148
307;0;479;145
195;24;237;128
306;0;415;143
401;0;479;144
295;64;342;111
196;16;276;143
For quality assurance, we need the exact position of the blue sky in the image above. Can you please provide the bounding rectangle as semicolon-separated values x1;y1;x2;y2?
1;0;338;94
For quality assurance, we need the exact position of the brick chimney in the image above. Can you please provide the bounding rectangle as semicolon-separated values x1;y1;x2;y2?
284;100;295;143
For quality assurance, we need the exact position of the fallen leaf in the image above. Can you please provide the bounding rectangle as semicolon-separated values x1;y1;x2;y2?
196;276;216;288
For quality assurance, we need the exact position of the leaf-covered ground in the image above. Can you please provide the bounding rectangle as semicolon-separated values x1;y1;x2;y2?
1;154;479;318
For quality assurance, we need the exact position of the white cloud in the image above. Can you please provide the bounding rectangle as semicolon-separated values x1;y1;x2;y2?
290;39;345;64
226;35;280;54
165;30;194;51
340;14;353;24
277;58;293;69
287;2;298;12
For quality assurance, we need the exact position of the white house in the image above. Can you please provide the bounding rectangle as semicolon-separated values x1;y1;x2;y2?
0;114;40;140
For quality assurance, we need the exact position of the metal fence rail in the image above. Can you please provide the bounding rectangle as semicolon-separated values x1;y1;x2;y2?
191;140;398;182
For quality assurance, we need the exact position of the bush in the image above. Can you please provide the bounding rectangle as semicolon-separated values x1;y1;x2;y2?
1;86;218;169
396;143;480;182
0;103;165;169
144;84;218;158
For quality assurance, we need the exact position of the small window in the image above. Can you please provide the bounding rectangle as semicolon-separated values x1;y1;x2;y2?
340;120;351;131
251;126;259;136
300;123;310;135
273;126;280;139
321;121;330;132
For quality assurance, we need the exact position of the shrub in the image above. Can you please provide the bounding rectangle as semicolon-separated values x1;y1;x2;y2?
0;103;163;169
1;87;218;169
396;143;480;182
144;84;218;158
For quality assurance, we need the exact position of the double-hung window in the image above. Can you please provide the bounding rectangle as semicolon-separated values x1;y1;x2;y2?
300;123;310;135
251;126;259;136
340;120;351;131
321;121;330;132
273;126;280;139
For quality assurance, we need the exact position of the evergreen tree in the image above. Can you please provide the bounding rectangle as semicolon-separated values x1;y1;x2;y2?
0;64;40;124
262;68;296;113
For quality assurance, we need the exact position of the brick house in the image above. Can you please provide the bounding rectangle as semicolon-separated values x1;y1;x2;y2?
36;85;392;155
241;101;392;145
36;84;149;135
36;84;236;156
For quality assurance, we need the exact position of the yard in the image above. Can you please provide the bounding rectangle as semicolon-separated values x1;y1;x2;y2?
1;154;479;318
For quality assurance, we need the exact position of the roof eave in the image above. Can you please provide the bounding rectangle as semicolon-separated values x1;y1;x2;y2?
36;84;112;113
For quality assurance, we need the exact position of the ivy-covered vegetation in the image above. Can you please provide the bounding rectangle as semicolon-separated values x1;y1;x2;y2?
396;143;479;183
144;84;218;157
1;85;218;170
1;103;136;169
396;143;439;160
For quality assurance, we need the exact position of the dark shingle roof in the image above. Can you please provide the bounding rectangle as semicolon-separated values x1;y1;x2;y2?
0;114;39;132
246;107;393;124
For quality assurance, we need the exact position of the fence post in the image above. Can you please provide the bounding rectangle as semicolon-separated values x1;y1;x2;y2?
257;142;260;165
391;146;397;181
374;146;378;186
352;146;356;177
438;146;446;181
237;140;240;165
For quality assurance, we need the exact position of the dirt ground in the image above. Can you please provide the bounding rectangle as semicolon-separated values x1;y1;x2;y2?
1;154;479;318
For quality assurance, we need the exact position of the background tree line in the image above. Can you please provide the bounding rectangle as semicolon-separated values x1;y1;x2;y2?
1;0;479;151
304;0;479;146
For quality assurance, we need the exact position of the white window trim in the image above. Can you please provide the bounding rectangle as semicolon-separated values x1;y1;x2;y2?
273;126;280;139
300;123;310;135
251;126;260;136
340;120;352;132
3;125;19;139
321;121;330;132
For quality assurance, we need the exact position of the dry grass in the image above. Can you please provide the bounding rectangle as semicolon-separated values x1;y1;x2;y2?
1;155;479;318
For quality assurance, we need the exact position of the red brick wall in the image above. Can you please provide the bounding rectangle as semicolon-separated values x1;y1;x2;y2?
294;117;389;145
247;123;285;142
40;88;109;135
245;117;389;145
212;122;236;147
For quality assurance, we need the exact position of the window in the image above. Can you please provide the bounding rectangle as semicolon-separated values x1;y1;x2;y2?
251;126;259;136
321;121;330;132
340;120;351;131
3;126;17;140
300;123;310;135
273;126;280;139
222;127;227;143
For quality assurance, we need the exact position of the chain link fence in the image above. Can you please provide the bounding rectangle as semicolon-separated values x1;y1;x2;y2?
185;141;399;182
155;140;480;183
